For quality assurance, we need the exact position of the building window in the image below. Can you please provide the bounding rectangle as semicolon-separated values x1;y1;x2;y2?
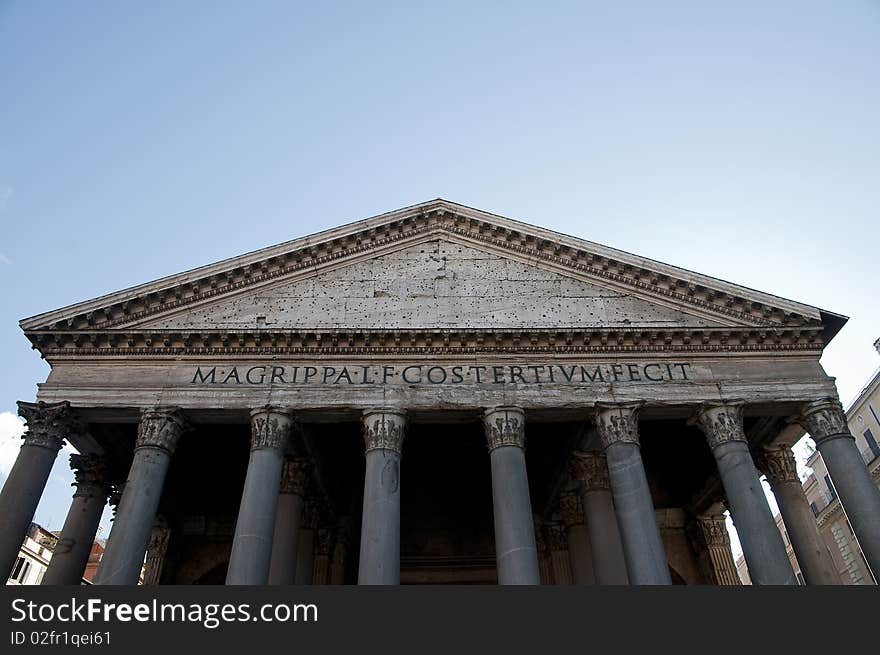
863;428;880;459
10;557;31;583
810;502;819;516
824;475;837;501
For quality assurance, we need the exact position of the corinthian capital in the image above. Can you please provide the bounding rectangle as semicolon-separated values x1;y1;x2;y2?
798;399;850;445
249;407;293;452
594;403;642;448
759;445;799;486
696;514;730;548
70;454;112;498
558;493;585;528
483;406;525;450
569;451;610;491
692;402;747;450
17;401;80;452
280;457;311;496
137;407;189;454
362;409;407;453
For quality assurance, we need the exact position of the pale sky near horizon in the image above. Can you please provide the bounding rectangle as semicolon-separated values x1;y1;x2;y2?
1;2;878;560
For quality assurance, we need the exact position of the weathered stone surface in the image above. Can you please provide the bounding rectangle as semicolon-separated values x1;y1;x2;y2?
135;240;724;331
36;356;837;421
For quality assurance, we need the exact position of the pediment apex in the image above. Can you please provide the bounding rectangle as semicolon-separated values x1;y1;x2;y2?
20;199;842;338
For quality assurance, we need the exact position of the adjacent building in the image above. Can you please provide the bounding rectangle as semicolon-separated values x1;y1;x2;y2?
736;341;880;585
6;523;57;585
801;347;880;584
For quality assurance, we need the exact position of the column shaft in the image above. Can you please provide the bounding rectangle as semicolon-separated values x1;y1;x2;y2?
559;492;595;584
0;402;72;580
42;454;111;585
268;458;309;585
268;494;304;585
596;405;671;585
358;449;402;584
312;528;333;585
226;407;292;585
571;451;628;584
801;398;880;577
484;407;540;585
295;528;316;584
695;404;796;585
761;445;838;585
358;409;406;585
582;489;629;584
94;408;186;585
605;442;672;584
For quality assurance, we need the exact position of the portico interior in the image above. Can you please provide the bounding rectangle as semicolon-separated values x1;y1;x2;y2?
74;408;784;585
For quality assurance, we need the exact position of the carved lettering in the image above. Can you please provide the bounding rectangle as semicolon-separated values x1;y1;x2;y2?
189;361;697;386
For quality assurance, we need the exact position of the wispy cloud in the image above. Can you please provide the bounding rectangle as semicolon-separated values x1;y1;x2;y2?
0;254;11;265
0;411;26;477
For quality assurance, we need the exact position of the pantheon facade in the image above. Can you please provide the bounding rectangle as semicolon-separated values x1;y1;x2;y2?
2;199;879;586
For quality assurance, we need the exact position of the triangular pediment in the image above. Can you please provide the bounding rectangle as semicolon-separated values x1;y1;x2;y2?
21;199;843;356
129;238;730;330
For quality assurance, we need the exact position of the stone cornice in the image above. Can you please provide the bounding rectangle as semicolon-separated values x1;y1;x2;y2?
815;495;844;529
28;326;827;358
21;202;831;345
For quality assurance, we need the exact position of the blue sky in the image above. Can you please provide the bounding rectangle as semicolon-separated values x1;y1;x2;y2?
1;2;878;541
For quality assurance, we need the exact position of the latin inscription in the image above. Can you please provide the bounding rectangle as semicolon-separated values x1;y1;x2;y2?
190;362;692;386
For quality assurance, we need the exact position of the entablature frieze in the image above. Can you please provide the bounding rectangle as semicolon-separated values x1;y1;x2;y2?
28;326;827;359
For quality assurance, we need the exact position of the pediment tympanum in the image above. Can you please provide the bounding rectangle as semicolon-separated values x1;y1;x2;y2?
129;239;727;331
20;199;843;358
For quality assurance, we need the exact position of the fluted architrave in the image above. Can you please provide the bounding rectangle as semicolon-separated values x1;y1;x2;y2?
798;398;850;446
558;493;585;528
594;403;642;449
249;407;293;452
17;401;80;452
69;454;112;499
569;451;611;492
692;402;747;450
483;406;526;451
279;457;311;496
136;407;189;454
362;409;407;453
